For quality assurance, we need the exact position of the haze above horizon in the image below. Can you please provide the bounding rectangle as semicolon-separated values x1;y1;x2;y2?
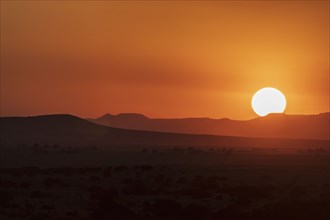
1;1;329;119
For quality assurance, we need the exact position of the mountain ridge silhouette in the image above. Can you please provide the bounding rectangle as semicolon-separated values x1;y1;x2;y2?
88;112;330;140
1;114;328;149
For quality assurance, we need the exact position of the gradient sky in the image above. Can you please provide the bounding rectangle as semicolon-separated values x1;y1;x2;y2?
1;1;329;119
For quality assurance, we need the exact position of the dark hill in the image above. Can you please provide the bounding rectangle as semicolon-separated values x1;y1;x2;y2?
0;114;328;149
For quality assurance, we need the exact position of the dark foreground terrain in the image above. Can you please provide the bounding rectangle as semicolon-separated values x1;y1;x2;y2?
0;144;329;220
0;115;329;219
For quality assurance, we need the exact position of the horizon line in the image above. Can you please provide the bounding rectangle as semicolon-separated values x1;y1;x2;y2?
1;111;329;121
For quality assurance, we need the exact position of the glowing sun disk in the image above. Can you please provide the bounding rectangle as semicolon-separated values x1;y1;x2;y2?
251;87;286;117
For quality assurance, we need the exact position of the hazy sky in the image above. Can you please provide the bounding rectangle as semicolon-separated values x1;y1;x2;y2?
1;1;329;119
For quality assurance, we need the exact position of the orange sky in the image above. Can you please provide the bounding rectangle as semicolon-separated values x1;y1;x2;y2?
1;1;329;119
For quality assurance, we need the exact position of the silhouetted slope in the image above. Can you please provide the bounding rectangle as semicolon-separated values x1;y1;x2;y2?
0;114;109;144
89;113;330;140
0;114;328;149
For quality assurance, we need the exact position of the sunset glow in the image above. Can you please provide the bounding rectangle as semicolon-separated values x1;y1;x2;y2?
1;2;329;218
0;1;329;119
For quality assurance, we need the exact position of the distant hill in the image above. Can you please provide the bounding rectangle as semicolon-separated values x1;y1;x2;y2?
88;112;330;140
0;114;328;149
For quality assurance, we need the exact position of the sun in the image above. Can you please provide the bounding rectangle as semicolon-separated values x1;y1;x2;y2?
251;87;286;117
